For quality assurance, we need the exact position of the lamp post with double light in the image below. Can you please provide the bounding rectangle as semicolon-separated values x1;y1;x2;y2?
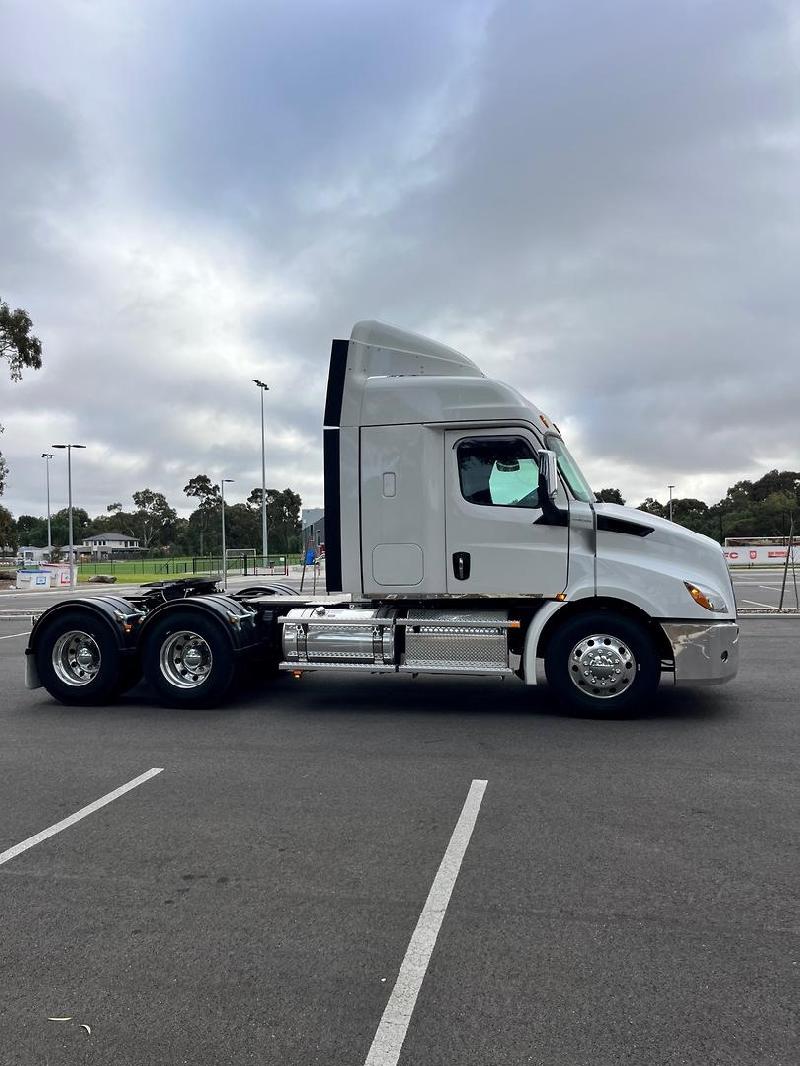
220;478;234;590
253;379;269;570
668;484;676;523
41;453;54;558
52;444;86;588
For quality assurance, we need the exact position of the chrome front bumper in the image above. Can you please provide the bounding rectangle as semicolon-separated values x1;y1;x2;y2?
660;620;739;685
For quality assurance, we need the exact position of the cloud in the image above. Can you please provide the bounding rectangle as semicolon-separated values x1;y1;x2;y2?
1;0;798;522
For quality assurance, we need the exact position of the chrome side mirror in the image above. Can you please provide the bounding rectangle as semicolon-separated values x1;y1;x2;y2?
538;449;559;501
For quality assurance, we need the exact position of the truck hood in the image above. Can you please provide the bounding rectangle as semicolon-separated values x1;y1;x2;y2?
594;502;712;547
592;503;735;619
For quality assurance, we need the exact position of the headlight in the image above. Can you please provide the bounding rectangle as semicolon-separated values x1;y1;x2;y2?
684;580;728;613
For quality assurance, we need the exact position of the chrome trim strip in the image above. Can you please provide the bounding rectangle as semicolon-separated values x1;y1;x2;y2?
399;665;514;676
278;662;396;673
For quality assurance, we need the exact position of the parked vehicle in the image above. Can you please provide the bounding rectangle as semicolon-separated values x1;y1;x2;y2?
26;321;738;714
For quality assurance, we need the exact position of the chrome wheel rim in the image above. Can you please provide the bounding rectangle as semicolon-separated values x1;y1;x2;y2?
52;630;102;687
159;630;213;689
568;633;636;699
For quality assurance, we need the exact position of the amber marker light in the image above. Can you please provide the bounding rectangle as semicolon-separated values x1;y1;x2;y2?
683;581;727;612
686;583;712;609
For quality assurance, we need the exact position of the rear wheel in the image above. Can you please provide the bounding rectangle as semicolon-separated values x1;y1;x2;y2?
544;610;659;716
142;611;236;708
36;610;124;705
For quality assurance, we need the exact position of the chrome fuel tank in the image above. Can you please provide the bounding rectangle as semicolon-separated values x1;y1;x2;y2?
280;606;397;666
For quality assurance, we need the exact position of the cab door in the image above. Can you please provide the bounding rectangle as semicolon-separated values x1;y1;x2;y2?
444;429;569;596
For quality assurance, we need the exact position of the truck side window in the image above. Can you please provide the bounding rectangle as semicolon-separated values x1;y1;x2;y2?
456;437;540;508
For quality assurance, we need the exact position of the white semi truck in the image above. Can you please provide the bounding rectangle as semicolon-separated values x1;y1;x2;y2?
26;321;738;714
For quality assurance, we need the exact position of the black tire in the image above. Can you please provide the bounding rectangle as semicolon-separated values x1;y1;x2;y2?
544;610;659;717
142;610;236;708
35;610;124;706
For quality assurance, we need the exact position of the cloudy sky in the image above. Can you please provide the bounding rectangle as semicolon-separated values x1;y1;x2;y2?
1;0;798;521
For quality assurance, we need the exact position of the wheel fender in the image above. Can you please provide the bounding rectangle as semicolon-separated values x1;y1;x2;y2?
28;597;143;655
236;583;296;598
522;600;567;685
139;595;257;652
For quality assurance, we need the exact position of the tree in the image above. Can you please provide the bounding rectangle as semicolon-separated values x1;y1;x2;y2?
15;514;48;546
0;505;18;553
671;498;709;527
171;517;191;554
750;469;800;503
595;488;626;505
49;507;90;549
184;475;220;555
1;300;42;381
638;497;667;518
0;299;43;495
131;489;177;551
247;487;302;554
225;503;260;550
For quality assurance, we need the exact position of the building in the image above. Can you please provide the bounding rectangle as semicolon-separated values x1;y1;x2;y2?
82;532;143;559
18;546;51;565
301;509;325;550
54;533;145;562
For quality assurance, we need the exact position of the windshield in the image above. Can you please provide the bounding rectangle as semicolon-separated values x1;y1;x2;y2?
545;434;594;503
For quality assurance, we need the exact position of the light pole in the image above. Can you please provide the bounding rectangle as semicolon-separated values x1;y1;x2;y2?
253;379;269;570
668;484;676;523
220;478;234;590
52;444;86;588
41;453;53;558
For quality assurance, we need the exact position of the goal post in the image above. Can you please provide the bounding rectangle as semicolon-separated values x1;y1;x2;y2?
224;548;288;577
223;548;255;575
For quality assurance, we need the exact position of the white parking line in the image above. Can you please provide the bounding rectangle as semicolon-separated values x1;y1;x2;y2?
0;631;30;641
0;768;164;867
364;778;488;1066
741;598;777;609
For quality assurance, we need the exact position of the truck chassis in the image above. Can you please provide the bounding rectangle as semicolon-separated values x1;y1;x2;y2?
25;576;715;715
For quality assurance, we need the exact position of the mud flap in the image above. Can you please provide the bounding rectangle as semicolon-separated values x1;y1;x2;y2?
25;649;41;690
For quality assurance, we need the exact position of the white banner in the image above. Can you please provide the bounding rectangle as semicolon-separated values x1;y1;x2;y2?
724;545;800;566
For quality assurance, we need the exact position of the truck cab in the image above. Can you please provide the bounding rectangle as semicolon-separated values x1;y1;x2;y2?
321;320;738;708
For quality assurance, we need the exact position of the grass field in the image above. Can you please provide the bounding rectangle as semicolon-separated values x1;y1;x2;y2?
76;554;300;584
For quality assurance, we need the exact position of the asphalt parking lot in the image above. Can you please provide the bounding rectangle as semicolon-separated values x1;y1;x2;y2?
732;570;800;612
0;583;798;1065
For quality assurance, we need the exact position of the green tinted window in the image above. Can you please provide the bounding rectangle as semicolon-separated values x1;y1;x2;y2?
457;437;540;508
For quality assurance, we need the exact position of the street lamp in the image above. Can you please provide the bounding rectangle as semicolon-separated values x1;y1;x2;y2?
668;484;676;523
253;379;269;570
220;478;234;590
41;453;54;558
52;444;86;589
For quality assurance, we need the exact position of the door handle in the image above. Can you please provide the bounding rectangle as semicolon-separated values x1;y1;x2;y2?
453;551;471;581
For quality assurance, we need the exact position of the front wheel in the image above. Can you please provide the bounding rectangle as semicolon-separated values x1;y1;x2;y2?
142;611;236;708
544;611;659;717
